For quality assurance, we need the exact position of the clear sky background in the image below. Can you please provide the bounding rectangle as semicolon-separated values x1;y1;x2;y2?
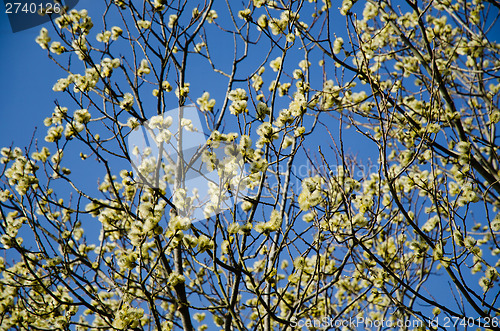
0;9;60;149
0;1;372;159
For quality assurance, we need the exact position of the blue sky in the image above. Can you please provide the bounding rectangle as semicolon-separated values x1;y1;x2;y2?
0;11;59;149
0;0;374;158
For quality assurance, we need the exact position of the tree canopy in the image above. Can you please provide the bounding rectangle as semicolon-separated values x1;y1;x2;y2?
1;0;499;330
